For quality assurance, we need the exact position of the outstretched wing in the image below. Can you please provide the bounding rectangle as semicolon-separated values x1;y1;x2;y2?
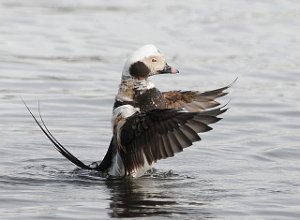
163;79;236;111
119;107;227;175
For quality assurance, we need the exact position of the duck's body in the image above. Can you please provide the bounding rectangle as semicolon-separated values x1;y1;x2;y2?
25;44;233;178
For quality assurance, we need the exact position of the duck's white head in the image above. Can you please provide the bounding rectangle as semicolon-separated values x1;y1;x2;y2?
122;44;178;80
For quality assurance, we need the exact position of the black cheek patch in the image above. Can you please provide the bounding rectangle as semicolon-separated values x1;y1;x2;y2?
129;61;150;79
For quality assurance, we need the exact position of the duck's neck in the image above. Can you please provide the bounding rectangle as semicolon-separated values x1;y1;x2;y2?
116;78;155;102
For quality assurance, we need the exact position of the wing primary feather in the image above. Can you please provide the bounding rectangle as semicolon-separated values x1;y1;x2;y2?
168;131;184;152
161;134;174;157
167;132;184;152
159;140;168;159
197;107;228;117
184;119;212;133
179;124;201;142
199;78;237;99
143;131;155;163
172;128;192;148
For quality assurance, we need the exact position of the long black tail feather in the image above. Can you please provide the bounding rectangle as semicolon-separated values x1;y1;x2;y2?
23;100;92;170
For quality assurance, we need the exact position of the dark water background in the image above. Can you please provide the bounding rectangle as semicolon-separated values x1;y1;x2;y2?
1;0;300;219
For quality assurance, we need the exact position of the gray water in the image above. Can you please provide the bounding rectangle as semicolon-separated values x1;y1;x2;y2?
1;0;300;219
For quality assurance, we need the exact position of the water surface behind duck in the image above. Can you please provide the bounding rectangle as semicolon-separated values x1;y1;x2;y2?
1;0;300;219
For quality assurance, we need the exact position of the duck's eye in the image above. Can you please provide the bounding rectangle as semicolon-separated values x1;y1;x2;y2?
152;58;157;62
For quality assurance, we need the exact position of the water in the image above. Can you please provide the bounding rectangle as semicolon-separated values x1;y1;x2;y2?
1;0;300;219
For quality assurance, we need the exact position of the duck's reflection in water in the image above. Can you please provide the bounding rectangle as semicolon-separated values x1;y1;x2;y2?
105;177;181;218
105;174;213;218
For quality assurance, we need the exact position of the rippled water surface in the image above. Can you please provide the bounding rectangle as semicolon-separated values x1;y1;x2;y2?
1;0;300;219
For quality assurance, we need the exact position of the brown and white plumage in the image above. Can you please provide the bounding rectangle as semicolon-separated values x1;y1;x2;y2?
163;80;236;111
25;44;234;178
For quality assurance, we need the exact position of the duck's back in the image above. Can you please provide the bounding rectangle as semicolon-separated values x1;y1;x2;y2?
133;87;166;112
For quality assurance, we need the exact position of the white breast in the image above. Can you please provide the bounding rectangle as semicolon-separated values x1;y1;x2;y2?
112;105;139;124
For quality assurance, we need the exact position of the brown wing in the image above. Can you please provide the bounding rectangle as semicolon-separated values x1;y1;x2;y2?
163;79;236;111
119;107;227;175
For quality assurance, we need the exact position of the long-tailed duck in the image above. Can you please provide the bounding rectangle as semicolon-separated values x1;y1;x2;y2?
24;44;234;178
